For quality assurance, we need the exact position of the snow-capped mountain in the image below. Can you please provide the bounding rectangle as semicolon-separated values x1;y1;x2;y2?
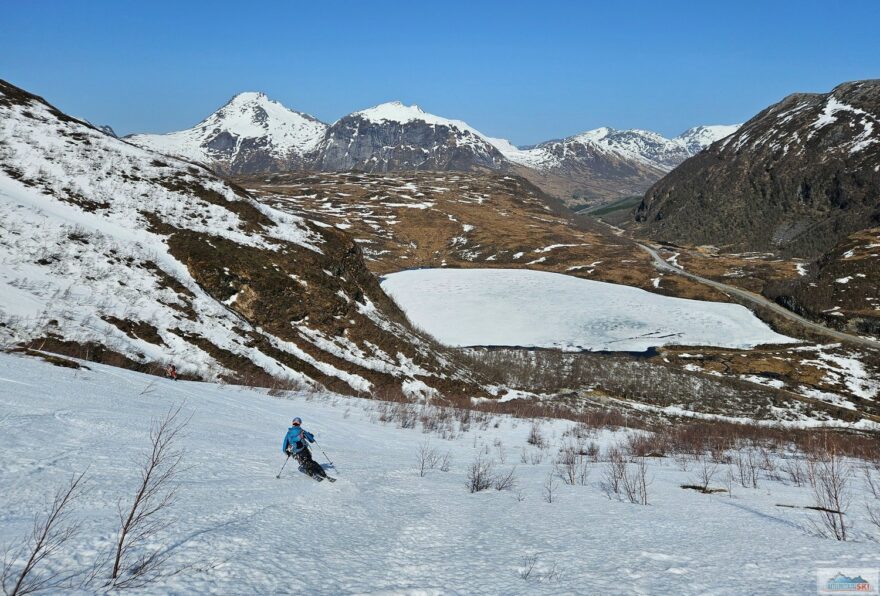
492;125;739;206
126;91;739;206
127;91;328;174
0;79;477;398
315;101;508;172
496;125;741;173
675;124;741;154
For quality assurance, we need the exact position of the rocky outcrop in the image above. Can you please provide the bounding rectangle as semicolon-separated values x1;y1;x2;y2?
636;80;880;258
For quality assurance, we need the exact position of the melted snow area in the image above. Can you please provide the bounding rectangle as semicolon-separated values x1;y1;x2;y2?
381;268;796;351
1;353;878;594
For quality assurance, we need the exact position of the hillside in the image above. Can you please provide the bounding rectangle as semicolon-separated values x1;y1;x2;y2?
0;79;477;399
635;80;880;258
1;352;878;593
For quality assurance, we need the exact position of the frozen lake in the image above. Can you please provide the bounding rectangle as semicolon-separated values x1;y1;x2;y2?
380;268;797;352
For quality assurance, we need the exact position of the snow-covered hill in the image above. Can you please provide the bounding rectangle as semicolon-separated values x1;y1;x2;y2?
0;79;475;398
1;352;878;594
127;92;327;174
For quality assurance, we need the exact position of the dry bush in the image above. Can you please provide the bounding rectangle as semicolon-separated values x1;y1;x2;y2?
781;457;806;487
600;446;627;500
621;457;651;505
466;454;495;493
556;443;590;486
543;473;559;504
104;405;189;588
692;454;719;492
808;450;852;541
416;440;442;477
1;472;87;596
625;432;664;458
733;448;760;489
493;467;518;492
526;422;547;449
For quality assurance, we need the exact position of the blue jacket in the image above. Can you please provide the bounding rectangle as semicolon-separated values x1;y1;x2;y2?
282;426;315;455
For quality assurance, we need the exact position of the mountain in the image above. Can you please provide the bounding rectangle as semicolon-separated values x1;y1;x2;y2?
314;101;507;172
126;94;738;206
635;80;880;258
0;79;478;399
126;92;327;174
497;125;740;207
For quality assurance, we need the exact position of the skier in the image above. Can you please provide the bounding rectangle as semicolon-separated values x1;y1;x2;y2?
165;364;178;381
282;417;327;480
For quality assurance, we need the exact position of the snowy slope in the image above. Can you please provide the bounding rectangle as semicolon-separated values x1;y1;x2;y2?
127;92;327;173
380;268;796;351
1;352;878;594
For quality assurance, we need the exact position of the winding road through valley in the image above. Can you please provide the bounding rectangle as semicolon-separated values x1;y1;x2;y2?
637;242;880;350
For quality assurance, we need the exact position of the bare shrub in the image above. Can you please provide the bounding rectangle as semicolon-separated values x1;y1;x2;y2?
1;472;87;596
527;423;546;449
733;448;760;489
600;446;627;500
416;440;441;477
692;454;719;492
519;554;538;580
493;467;518;492
621;457;650;505
543;473;559;504
808;450;852;541
105;405;189;588
556;443;590;486
466;454;495;493
781;457;806;487
439;451;451;473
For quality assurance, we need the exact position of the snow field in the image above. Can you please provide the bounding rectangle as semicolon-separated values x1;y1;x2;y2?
1;353;879;594
380;268;797;352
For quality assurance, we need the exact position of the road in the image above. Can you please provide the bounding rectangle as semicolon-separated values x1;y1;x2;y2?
637;242;880;350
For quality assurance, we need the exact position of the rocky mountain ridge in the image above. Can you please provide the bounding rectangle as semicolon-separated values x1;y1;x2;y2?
125;92;737;206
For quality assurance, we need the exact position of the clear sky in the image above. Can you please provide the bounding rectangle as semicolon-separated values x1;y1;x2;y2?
2;0;878;144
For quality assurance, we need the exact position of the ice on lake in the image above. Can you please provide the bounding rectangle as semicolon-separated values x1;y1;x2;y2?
381;268;797;352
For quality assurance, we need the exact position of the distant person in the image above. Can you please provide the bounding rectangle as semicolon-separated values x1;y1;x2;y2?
165;364;178;381
282;417;327;480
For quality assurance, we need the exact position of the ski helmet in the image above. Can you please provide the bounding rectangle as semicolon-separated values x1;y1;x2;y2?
292;417;302;426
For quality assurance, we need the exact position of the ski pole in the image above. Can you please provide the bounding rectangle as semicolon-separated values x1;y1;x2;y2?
276;454;291;479
312;441;334;468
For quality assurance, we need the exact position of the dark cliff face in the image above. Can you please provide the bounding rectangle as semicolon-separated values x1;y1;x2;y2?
635;80;880;258
315;114;508;172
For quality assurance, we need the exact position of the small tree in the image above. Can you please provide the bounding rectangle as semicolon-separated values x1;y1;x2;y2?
809;450;851;541
466;454;494;493
543;472;558;504
1;472;86;596
692;454;719;492
106;405;189;588
416;440;441;477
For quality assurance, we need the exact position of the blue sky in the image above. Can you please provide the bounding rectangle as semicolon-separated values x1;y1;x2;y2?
2;0;878;144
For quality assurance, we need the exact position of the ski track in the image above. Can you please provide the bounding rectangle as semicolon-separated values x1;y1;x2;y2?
1;352;879;594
